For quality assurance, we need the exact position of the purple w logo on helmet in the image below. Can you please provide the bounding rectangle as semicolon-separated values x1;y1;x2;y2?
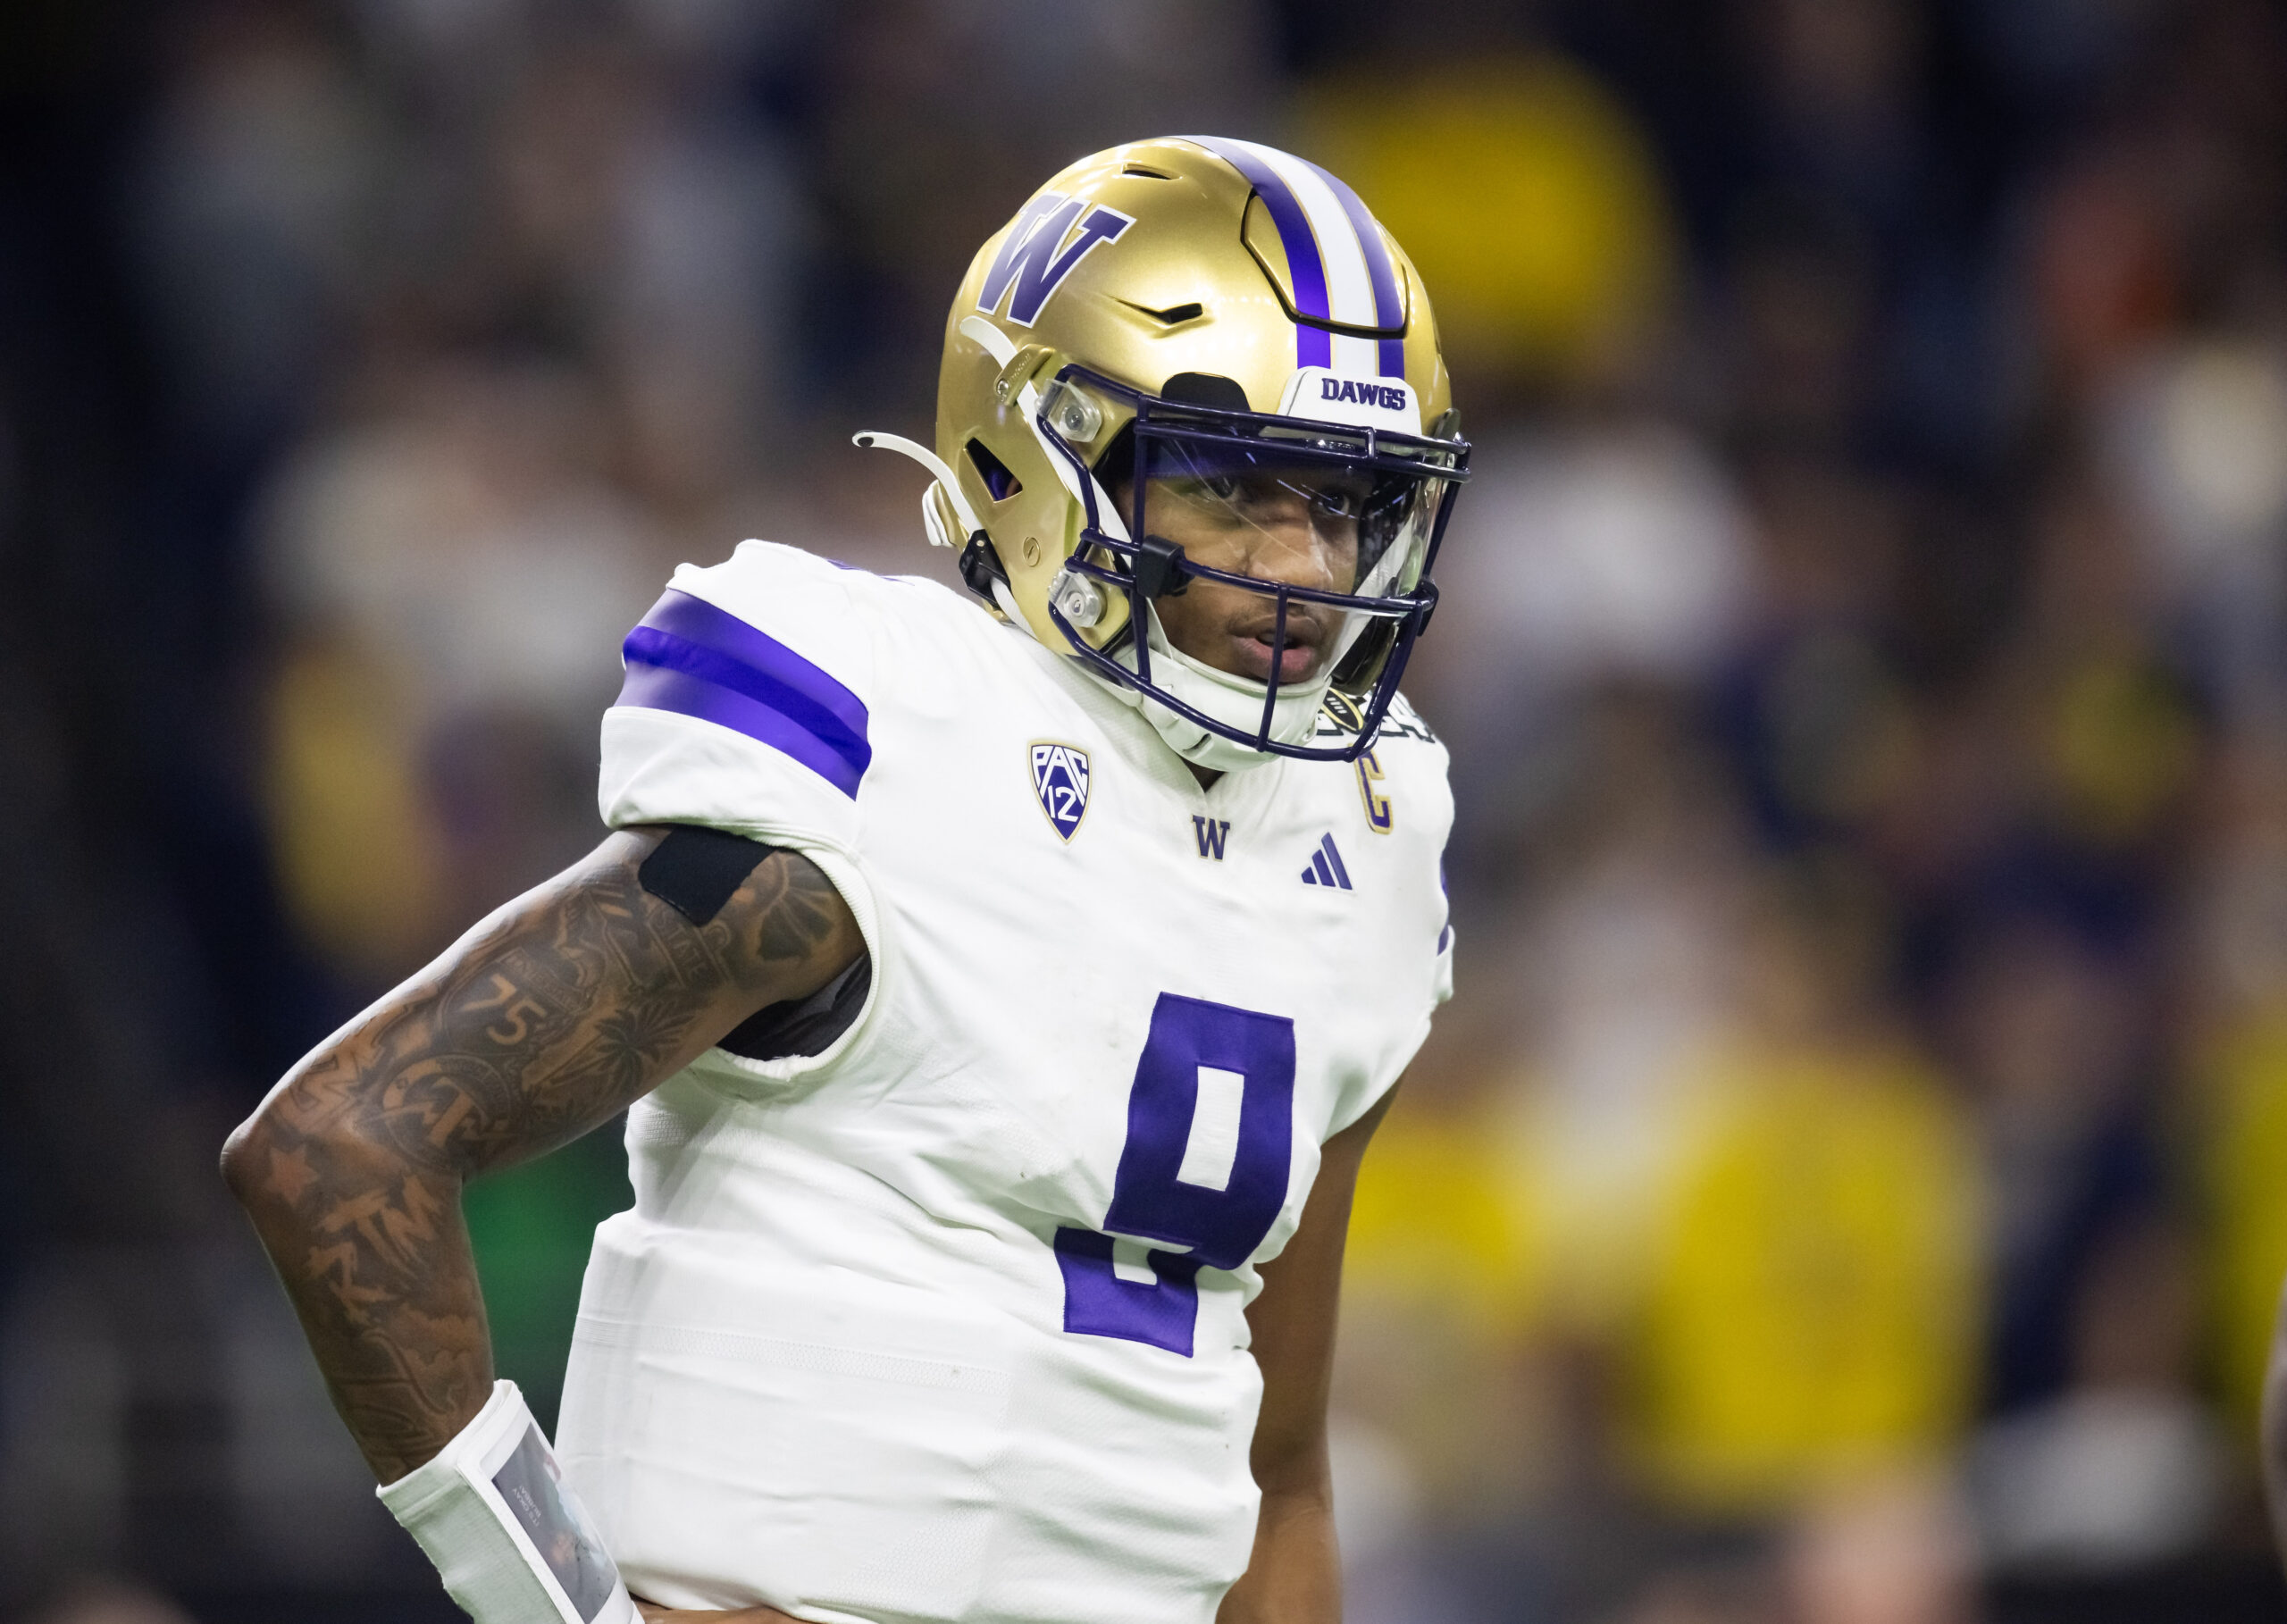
977;192;1135;327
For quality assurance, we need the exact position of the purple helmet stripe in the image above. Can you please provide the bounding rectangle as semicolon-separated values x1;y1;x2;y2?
1302;159;1409;379
1186;136;1334;369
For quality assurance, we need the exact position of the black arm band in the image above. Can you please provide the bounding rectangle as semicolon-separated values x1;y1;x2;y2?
636;825;777;925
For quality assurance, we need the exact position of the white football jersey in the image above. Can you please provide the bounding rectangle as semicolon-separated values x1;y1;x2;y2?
554;540;1453;1624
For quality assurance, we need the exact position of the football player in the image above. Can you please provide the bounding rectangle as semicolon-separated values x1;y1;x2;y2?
224;135;1467;1624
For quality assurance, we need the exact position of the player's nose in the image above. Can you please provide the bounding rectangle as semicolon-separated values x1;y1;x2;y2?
1242;523;1347;593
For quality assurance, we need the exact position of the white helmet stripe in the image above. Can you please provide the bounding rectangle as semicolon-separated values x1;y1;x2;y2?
1329;328;1382;380
1302;157;1412;379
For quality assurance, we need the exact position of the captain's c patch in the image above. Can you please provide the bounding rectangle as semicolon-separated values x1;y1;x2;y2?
1355;747;1393;833
1032;742;1091;841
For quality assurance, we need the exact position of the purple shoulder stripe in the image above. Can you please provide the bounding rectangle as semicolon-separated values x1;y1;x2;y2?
616;589;871;798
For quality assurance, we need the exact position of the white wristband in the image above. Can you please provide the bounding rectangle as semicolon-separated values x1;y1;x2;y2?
378;1380;636;1624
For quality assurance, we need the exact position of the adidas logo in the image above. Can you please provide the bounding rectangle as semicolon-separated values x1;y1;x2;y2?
1299;833;1353;891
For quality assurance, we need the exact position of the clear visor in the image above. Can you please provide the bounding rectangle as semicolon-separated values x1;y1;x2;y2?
1125;436;1448;687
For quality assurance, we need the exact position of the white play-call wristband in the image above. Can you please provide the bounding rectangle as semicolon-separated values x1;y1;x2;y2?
378;1380;636;1624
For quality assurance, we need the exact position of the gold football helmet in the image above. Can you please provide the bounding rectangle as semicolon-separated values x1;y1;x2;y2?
857;135;1469;769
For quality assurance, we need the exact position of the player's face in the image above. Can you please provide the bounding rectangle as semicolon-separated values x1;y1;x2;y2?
1123;456;1365;686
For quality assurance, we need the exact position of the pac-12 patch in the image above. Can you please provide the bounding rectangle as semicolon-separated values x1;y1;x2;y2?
1031;742;1091;841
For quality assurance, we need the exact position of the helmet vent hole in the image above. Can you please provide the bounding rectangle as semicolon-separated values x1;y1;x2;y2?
966;438;1023;502
1122;163;1176;180
1116;298;1205;327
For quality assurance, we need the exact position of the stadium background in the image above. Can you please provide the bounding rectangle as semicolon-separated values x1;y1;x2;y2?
4;1;2287;1620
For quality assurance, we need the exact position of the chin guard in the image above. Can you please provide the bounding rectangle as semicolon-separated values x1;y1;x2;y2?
378;1381;636;1624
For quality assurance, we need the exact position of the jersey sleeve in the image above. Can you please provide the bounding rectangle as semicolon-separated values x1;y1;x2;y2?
599;542;892;1085
599;540;880;853
1433;856;1455;1008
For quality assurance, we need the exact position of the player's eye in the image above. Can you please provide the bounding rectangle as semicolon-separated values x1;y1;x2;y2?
1161;475;1240;510
1303;480;1373;520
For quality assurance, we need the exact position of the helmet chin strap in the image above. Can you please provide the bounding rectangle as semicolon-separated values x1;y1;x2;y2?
1110;602;1329;773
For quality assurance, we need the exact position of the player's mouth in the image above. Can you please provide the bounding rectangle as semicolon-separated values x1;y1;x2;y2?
1232;610;1329;684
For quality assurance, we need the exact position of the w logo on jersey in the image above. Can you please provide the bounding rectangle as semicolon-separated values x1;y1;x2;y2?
1031;742;1091;841
979;191;1134;327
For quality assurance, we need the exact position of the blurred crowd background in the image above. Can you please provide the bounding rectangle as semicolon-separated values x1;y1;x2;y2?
4;1;2287;1620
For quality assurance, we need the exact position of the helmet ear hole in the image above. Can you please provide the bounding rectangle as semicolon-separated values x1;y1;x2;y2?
966;438;1023;501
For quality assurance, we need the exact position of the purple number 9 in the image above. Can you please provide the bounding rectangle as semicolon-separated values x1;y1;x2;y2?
1055;993;1296;1356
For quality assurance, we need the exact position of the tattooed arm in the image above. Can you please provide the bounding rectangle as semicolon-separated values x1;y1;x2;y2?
221;826;864;1485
